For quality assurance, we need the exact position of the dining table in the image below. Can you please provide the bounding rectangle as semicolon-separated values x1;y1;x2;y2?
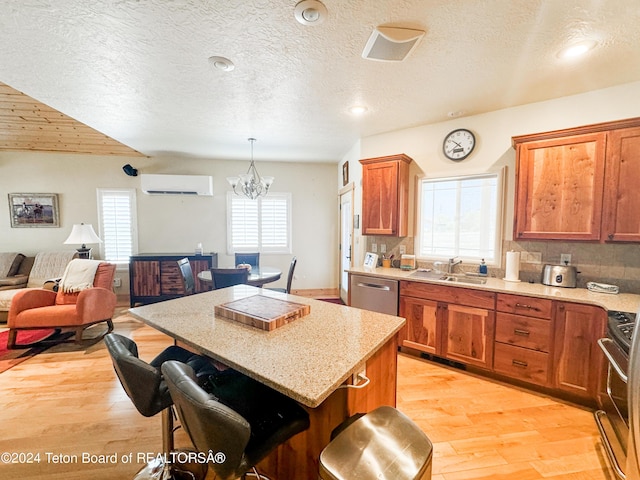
128;285;405;479
197;266;281;288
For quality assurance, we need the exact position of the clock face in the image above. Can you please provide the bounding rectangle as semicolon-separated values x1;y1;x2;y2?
443;129;476;161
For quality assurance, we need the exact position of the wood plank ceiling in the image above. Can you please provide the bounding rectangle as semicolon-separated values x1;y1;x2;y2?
0;82;144;157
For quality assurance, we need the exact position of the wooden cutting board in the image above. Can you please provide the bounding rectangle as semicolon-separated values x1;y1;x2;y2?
214;294;311;331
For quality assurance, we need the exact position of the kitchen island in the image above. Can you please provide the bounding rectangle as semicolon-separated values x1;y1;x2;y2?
129;285;405;479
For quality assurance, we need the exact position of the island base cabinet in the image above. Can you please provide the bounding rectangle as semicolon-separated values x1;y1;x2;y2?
257;336;399;480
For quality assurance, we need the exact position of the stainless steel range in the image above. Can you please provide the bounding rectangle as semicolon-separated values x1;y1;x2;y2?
595;310;636;479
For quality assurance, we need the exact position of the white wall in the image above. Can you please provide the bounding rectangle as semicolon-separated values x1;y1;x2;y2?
342;80;640;264
0;153;338;292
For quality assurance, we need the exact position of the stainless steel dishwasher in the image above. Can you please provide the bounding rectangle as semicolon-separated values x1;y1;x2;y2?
350;274;399;315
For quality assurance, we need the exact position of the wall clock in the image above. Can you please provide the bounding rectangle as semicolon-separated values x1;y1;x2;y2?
443;128;476;161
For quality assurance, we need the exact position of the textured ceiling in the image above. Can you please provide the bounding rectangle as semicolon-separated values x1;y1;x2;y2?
1;0;639;162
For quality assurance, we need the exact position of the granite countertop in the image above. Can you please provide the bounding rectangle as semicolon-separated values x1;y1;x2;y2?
348;266;640;314
129;285;405;408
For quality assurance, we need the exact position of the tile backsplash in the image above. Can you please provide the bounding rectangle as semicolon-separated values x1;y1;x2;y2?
365;236;640;294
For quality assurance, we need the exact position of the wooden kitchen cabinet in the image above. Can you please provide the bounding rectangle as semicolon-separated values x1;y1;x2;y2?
399;281;496;369
399;296;439;354
129;253;218;306
513;117;640;242
443;303;495;369
360;154;411;236
601;125;640;242
493;294;553;387
513;132;607;241
552;301;606;400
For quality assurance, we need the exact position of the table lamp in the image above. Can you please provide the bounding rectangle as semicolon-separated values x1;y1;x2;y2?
64;223;102;259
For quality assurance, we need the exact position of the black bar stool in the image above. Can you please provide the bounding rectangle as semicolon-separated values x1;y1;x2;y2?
104;333;217;479
161;360;310;480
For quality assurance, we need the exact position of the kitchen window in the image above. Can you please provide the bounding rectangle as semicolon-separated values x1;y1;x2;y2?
415;171;503;264
227;192;292;254
96;188;138;264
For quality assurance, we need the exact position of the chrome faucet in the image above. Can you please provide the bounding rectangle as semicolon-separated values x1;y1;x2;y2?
447;257;462;274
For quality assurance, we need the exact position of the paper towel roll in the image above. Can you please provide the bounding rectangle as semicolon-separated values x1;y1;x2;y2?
504;251;521;282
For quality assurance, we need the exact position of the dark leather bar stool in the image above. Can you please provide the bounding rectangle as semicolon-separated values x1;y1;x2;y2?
104;333;217;479
319;406;433;480
161;360;310;480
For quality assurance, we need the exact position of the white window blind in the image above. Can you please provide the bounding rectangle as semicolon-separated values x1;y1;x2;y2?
97;189;137;264
227;192;291;254
416;172;503;264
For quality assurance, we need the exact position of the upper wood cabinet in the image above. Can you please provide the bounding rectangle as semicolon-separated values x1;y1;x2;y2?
360;154;412;236
602;126;640;242
513;117;640;242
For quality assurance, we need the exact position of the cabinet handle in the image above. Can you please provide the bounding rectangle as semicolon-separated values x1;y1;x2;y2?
514;329;530;337
608;233;614;240
515;303;538;311
512;359;528;368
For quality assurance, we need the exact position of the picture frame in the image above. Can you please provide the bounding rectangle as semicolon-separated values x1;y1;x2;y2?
342;161;349;186
8;193;60;228
363;252;378;269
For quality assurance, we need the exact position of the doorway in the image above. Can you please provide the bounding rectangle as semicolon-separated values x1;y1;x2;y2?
339;185;354;304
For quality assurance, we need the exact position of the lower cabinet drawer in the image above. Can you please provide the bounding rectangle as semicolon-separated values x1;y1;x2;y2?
495;313;551;352
493;343;549;387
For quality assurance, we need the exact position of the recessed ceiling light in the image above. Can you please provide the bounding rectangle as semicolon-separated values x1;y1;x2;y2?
558;40;597;59
348;105;368;115
294;0;327;26
208;56;235;71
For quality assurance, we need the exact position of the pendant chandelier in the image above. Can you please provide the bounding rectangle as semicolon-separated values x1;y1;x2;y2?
227;138;274;200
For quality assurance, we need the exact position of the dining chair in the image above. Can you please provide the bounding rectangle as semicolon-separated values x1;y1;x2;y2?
211;268;249;290
177;257;195;295
234;252;259;270
268;256;297;294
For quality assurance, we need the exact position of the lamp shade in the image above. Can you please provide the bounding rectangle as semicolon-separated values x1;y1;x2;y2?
64;223;102;246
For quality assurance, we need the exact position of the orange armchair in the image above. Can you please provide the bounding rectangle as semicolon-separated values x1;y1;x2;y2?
7;262;117;348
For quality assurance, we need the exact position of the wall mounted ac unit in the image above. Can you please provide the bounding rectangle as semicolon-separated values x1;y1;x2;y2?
140;174;213;196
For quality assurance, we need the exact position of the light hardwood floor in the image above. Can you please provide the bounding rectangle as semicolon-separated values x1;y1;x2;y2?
0;314;615;479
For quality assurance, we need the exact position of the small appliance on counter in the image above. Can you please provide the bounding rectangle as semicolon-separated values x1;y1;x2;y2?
541;264;578;288
400;254;416;270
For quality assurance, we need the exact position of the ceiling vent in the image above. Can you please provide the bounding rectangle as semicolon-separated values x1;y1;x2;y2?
362;27;425;62
141;174;213;196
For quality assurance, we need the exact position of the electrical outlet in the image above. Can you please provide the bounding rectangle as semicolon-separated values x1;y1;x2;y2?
380;244;386;254
112;277;122;288
371;243;377;253
560;253;572;265
399;245;406;254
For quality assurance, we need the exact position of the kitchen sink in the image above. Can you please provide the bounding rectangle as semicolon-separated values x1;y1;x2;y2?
442;275;487;285
409;270;447;280
409;270;487;285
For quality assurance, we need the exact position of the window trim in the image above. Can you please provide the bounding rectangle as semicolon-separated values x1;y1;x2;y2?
226;192;292;255
415;168;504;266
96;188;138;266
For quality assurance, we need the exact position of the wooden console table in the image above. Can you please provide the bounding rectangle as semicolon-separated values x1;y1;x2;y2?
129;253;217;306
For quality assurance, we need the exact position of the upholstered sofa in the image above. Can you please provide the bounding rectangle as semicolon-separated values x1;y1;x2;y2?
0;252;32;291
0;251;77;322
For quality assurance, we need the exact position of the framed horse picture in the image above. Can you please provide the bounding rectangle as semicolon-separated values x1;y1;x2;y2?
8;193;60;228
